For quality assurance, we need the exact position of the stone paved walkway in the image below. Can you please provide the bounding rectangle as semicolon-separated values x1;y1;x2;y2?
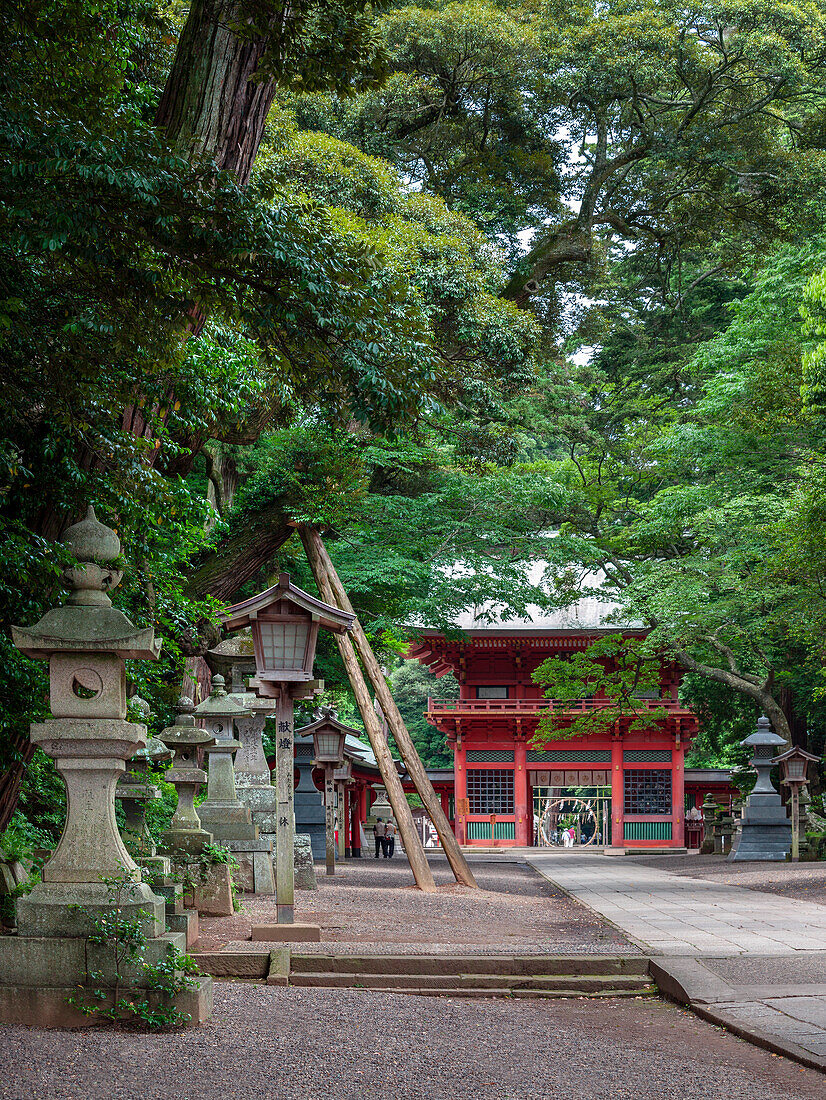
528;851;826;1072
527;851;826;955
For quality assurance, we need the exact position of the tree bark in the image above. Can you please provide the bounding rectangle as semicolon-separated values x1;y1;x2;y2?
674;650;791;743
0;734;35;835
305;526;478;888
186;503;293;602
300;527;436;892
155;0;279;185
502;223;592;308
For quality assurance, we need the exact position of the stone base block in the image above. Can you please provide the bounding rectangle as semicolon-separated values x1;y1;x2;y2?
730;824;792;861
0;930;187;989
236;787;278;812
184;863;234;917
16;881;165;938
0;975;213;1027
150;881;185;916
159;829;214;857
250;923;321;942
199;822;259;845
166;909;199;949
294;834;317;891
139;855;172;880
266;947;290;985
227;840;275;895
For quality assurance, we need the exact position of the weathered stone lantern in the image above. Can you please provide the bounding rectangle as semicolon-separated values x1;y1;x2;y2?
221;576;353;922
194;674;254;839
116;697;173;862
731;715;791;862
776;745;820;861
194;675;275;895
158;697;214;855
12;507;161;902
2;506;211;1024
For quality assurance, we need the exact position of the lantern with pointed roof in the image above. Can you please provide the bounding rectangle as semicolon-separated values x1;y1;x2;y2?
775;744;820;787
11;505;161;892
731;715;793;862
194;675;259;844
221;574;354;697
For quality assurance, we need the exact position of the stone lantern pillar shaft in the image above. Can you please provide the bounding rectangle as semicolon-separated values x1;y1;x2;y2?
36;725;140;883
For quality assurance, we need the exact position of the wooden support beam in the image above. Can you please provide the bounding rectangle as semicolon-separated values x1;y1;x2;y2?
299;527;436;893
304;527;478;890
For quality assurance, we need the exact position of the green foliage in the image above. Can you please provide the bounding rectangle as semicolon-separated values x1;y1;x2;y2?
389;660;456;767
1;750;66;851
531;636;669;742
67;871;199;1029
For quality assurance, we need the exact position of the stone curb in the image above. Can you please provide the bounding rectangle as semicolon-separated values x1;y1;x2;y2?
650;956;826;1075
691;1002;826;1074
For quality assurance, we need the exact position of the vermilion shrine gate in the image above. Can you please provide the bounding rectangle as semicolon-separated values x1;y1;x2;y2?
409;600;703;850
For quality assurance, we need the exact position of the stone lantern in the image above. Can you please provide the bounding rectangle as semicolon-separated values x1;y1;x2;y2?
207;634;279;848
194;675;275;895
158;697;214;855
221;576;353;922
2;506;211;1025
731;715;791;862
116;698;173;863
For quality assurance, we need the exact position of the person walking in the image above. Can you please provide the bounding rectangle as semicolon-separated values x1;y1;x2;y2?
373;818;387;858
385;820;396;858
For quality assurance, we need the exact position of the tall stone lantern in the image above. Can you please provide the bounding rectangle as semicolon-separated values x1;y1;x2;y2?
2;506;212;1025
12;507;161;910
731;715;792;861
193;675;274;895
221;575;354;923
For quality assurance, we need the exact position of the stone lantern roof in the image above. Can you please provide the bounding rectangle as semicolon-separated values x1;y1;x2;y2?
12;505;160;660
193;674;251;722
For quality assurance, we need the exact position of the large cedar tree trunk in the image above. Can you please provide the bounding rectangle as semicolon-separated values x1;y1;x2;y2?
155;0;280;184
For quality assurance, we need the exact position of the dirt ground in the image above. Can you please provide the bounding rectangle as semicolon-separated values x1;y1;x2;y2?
196;857;636;953
1;985;822;1100
629;852;826;905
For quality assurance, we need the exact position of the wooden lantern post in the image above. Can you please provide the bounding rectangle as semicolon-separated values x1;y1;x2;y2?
221;575;354;921
776;745;820;862
334;759;352;862
312;717;347;876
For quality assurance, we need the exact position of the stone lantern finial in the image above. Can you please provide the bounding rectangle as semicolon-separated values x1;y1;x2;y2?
61;505;123;607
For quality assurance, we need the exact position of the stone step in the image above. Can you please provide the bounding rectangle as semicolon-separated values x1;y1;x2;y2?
288;953;649;978
369;987;655;999
191;951;271;979
289;970;652;994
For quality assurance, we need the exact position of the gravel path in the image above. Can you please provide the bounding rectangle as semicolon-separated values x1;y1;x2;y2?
628;853;826;905
1;984;822;1100
197;858;635;954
